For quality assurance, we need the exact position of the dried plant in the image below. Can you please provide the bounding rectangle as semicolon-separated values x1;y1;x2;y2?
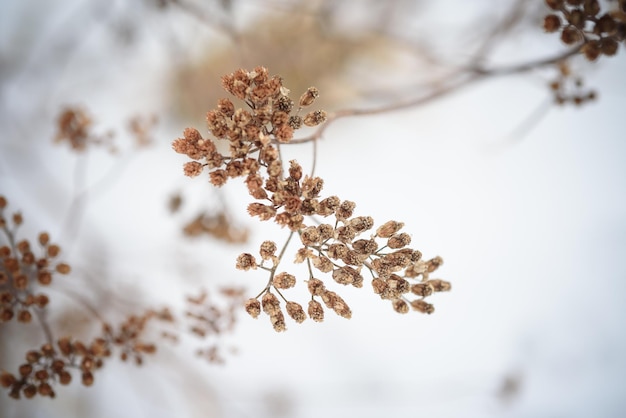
2;0;624;407
173;66;450;331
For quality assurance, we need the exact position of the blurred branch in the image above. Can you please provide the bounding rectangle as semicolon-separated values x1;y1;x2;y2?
291;45;583;144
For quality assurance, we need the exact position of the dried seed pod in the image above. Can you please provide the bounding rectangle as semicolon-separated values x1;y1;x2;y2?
299;87;319;107
308;300;324;322
235;253;257;270
261;292;281;315
270;311;286;332
411;300;435;314
307;278;326;296
392;299;409;314
273;272;296;289
286;302;306;323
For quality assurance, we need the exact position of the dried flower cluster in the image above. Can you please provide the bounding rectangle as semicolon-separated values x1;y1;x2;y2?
549;61;597;105
185;288;245;363
0;196;71;324
543;0;625;60
54;107;116;152
0;308;171;399
183;210;249;244
55;107;157;152
1;195;173;399
173;68;451;332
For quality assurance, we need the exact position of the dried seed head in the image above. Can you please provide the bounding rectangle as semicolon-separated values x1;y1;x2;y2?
183;161;204;177
599;38;618;56
261;292;281;315
236;253;257;270
308;300;324;322
427;279;452;292
332;266;363;287
299;87;319;107
543;14;561;32
47;245;61;258
303;110;327;127
561;26;582;44
307;278;326;296
411;283;434;297
317;224;334;241
270;311;286;332
371;278;387;294
392;299;410;314
259;240;277;260
411;299;435;314
56;263;71;274
335;200;356;220
273;272;296;289
17;310;32;323
286;301;306;323
348;216;374;233
0;371;16;388
352;239;378;255
388;232;411;249
81;371;94;386
245;298;261;318
582;40;601;60
300;226;321;246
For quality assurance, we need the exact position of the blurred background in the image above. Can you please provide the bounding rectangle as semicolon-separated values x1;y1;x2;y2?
1;0;625;417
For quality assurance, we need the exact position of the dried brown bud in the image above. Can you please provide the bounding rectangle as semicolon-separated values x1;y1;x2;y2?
303;110;327;127
387;233;411;249
183;161;204;177
299;87;319;107
300;226;321;245
544;14;561;32
392;299;410;314
0;371;16;388
307;278;326;296
307;300;324;322
82;371;94;386
261;292;281;315
561;26;582;44
427;279;452;292
236;253;257;270
259;240;277;260
596;14;616;33
582;41;601;60
286;301;306;323
599;38;618;56
567;10;585;29
56;263;71;274
273;272;296;289
411;299;435;314
17;310;32;323
47;245;61;258
411;283;434;297
270;311;286;332
335;200;356;220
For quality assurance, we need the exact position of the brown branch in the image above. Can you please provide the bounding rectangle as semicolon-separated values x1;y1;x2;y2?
290;45;583;145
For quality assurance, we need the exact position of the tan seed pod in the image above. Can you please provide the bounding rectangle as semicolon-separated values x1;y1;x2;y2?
308;300;324;322
286;302;306;323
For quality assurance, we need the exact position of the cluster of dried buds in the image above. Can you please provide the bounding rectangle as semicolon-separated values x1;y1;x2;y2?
549;61;597;105
239;207;450;331
185;287;245;363
0;308;169;399
543;0;625;60
173;68;451;332
0;196;71;324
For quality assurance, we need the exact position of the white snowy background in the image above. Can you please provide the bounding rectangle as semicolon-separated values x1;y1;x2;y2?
1;1;625;417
